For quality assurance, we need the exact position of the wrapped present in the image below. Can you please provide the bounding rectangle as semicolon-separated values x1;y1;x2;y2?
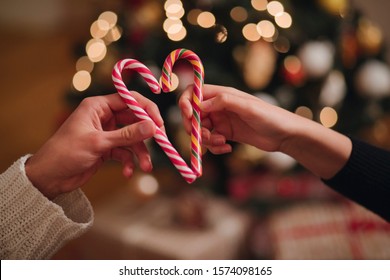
266;202;390;259
228;171;341;203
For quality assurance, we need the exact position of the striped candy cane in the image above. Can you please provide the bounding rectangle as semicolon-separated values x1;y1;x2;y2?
112;57;200;183
161;49;204;178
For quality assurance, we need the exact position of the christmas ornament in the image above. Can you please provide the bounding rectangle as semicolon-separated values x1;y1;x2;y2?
355;60;390;99
242;40;277;90
112;49;204;183
319;70;346;107
298;41;335;79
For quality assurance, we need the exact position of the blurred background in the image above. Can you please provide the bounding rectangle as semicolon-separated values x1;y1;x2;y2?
1;0;390;259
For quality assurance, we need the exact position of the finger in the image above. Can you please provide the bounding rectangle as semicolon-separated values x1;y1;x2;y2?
178;84;194;119
129;142;153;172
131;91;164;128
207;144;233;155
110;148;135;178
103;120;155;149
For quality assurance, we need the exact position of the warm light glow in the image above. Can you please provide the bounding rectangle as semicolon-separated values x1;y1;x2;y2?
72;70;91;92
320;107;338;128
242;23;261;41
275;12;292;28
90;19;110;39
267;1;284;16
166;7;185;19
163;18;182;33
165;2;182;14
76;56;94;73
105;25;122;43
257;20;275;38
164;0;182;11
215;24;228;43
284;56;302;74
197;11;216;28
167;20;183;34
86;39;107;62
137;174;159;196
230;6;248;22
187;9;202;25
251;0;268;11
273;36;290;53
295;106;313;120
167;26;187;41
98;11;117;28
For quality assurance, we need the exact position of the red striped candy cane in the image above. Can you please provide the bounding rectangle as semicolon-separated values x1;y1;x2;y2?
112;58;199;183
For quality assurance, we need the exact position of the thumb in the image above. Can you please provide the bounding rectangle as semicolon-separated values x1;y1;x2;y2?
105;120;156;148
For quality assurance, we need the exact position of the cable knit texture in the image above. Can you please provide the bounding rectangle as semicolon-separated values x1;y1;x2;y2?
0;155;94;259
324;138;390;222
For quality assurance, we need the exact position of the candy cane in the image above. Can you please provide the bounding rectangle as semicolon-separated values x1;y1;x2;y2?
112;57;200;183
161;49;204;178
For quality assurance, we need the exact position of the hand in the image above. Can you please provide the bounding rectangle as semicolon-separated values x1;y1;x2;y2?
179;84;351;179
25;93;163;199
179;84;294;154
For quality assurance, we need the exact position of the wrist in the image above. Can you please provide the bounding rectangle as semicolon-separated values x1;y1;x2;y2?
25;155;59;200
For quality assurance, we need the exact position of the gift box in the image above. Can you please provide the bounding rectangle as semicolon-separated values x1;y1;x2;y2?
265;202;390;259
77;192;253;259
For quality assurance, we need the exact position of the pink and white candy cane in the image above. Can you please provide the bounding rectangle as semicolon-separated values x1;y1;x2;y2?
112;55;202;184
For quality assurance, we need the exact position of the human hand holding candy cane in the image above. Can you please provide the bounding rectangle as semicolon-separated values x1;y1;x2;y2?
112;49;204;183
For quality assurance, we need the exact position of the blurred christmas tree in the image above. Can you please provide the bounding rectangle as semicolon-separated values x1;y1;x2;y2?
67;0;390;199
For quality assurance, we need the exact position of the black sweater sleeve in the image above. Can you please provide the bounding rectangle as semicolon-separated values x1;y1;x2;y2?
323;138;390;222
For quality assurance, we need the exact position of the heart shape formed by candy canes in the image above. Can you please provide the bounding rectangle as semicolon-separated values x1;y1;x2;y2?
112;49;204;183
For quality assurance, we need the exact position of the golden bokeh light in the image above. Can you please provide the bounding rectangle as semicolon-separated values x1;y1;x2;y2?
284;55;302;74
187;9;202;25
275;12;292;28
72;70;91;92
76;56;94;73
98;11;117;28
105;25;122;43
90;19;110;39
251;0;268;11
167;26;187;41
267;1;284;16
295;106;313;120
320;107;338;128
86;39;107;62
257;20;275;38
242;23;261;41
273;36;290;53
197;11;216;28
230;6;248;22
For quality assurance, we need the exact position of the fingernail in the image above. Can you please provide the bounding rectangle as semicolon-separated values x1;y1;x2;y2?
139;121;155;137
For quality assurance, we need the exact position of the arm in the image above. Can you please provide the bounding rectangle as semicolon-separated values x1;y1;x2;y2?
180;84;351;179
1;93;163;259
179;84;390;221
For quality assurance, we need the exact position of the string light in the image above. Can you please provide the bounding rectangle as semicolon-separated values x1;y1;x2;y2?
230;6;248;22
242;23;261;41
320;107;338;128
295;106;313;120
72;70;91;92
267;1;284;16
197;11;216;28
251;0;268;11
275;12;292;28
257;20;275;39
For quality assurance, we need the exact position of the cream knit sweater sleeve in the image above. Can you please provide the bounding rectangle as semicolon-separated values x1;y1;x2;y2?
0;155;94;259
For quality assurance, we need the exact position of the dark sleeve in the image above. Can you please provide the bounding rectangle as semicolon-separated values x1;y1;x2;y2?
323;137;390;222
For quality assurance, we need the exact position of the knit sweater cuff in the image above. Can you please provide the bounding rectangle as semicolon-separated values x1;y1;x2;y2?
0;155;94;259
323;138;390;221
